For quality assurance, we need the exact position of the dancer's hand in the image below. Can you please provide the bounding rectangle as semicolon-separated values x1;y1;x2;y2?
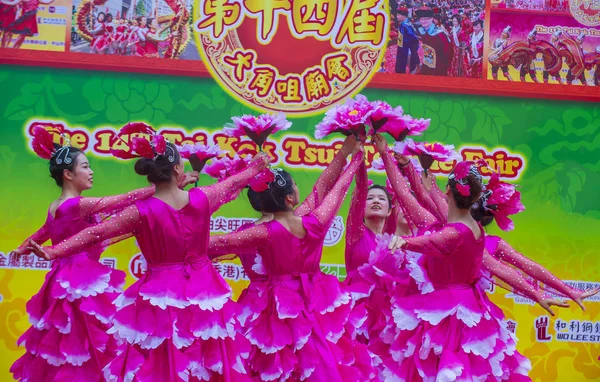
8;246;29;258
28;240;55;261
373;133;388;154
538;298;570;316
388;235;406;252
571;288;600;311
340;135;360;156
422;172;435;192
393;152;410;167
178;171;199;189
251;152;271;168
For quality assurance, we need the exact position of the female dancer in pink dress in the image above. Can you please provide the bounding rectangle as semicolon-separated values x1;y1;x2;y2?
30;135;270;381
373;134;573;380
90;12;108;54
208;150;375;382
0;0;18;48
9;128;160;381
449;14;466;77
212;136;358;331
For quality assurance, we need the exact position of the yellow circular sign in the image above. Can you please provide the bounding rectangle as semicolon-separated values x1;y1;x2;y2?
193;0;389;116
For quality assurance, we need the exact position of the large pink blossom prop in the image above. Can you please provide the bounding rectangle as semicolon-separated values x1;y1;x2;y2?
178;143;226;174
315;95;375;139
368;100;430;141
224;113;291;148
203;154;251;181
394;139;459;171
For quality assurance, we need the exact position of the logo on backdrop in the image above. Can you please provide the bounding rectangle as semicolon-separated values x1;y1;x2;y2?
193;0;389;115
535;316;553;342
129;253;147;280
569;0;600;27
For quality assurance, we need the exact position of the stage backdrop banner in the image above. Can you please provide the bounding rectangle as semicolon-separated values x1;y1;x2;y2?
0;65;599;381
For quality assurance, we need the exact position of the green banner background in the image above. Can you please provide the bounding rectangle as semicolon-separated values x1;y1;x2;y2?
0;66;599;381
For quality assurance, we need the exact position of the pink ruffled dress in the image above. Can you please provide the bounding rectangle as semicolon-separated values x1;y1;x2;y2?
209;154;375;382
37;163;267;382
11;187;154;381
375;149;533;381
343;161;412;355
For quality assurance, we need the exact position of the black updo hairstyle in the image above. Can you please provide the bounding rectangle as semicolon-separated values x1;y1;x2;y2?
471;190;495;226
49;144;84;187
447;166;483;210
254;169;295;213
134;141;181;184
247;188;263;212
368;184;392;208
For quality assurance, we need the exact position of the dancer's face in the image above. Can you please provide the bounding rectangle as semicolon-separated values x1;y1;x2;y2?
474;23;482;33
65;154;94;191
98;14;105;22
364;188;391;220
452;17;459;26
397;14;407;22
141;17;147;27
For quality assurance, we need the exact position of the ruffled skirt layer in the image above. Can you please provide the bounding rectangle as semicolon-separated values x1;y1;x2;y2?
11;252;125;381
102;257;251;382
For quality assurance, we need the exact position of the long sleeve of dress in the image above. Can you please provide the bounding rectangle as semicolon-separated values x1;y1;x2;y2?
429;181;449;221
48;205;142;259
295;146;349;216
402;225;461;257
313;154;362;227
382;149;438;230
201;160;267;214
79;186;155;219
493;238;581;299
17;217;52;249
402;162;445;222
344;161;368;260
208;224;269;257
482;252;542;302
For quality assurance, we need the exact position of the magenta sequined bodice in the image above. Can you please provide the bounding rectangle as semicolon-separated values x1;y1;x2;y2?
134;188;210;265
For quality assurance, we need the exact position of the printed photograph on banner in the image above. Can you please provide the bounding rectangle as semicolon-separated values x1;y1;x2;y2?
380;0;486;78
193;0;389;115
69;0;199;59
488;4;600;85
0;0;69;50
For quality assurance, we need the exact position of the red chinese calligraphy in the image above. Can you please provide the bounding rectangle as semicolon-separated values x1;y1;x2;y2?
334;0;387;48
276;75;303;103
324;53;352;82
290;0;338;39
244;0;291;44
223;49;256;82
303;68;332;102
196;0;243;40
249;67;277;97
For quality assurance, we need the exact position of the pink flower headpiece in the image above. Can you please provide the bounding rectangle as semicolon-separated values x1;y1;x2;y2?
31;125;75;165
393;139;459;171
315;94;375;139
224;112;291;148
110;122;175;162
448;160;483;197
474;169;525;231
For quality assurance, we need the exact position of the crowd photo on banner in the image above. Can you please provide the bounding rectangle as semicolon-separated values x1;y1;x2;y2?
382;0;486;78
69;0;199;59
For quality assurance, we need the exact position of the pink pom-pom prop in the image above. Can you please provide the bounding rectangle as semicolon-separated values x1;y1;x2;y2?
394;139;459;172
224;113;291;149
31;126;56;160
315;95;375;139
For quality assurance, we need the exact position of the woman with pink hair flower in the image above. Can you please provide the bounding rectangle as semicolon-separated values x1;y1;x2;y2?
207;144;376;382
29;124;272;381
9;123;203;381
372;133;564;381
